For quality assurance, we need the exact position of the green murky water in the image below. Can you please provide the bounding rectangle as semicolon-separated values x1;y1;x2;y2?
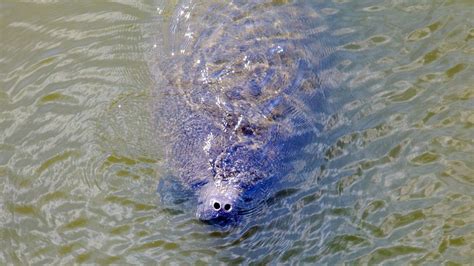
1;0;473;264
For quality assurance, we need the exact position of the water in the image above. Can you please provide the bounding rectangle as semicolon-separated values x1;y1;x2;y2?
1;0;473;264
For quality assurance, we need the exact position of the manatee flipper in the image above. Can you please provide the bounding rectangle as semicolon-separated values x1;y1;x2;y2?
156;175;194;206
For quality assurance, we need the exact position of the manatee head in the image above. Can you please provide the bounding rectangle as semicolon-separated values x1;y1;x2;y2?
196;181;241;222
195;141;274;223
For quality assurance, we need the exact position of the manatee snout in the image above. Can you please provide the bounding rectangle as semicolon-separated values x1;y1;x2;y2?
196;182;240;222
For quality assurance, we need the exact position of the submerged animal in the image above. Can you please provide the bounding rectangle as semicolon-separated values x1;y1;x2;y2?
153;0;333;222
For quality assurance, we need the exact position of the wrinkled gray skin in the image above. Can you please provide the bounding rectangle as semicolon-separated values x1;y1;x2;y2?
153;0;331;221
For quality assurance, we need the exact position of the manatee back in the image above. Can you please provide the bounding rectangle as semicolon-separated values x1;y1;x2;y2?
152;0;335;187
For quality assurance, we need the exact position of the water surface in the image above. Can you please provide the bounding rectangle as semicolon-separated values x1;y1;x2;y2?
1;0;473;264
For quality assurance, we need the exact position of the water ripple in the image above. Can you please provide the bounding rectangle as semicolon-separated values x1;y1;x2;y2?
1;0;473;265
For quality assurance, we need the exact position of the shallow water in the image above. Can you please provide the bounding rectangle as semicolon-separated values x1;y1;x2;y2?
1;0;473;264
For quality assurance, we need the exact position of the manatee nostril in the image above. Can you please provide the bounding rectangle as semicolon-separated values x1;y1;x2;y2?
223;203;232;212
213;201;221;211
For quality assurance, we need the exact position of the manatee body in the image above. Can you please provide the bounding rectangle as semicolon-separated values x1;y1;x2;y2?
153;0;331;222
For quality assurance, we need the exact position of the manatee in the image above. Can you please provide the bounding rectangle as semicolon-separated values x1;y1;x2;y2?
153;0;333;223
